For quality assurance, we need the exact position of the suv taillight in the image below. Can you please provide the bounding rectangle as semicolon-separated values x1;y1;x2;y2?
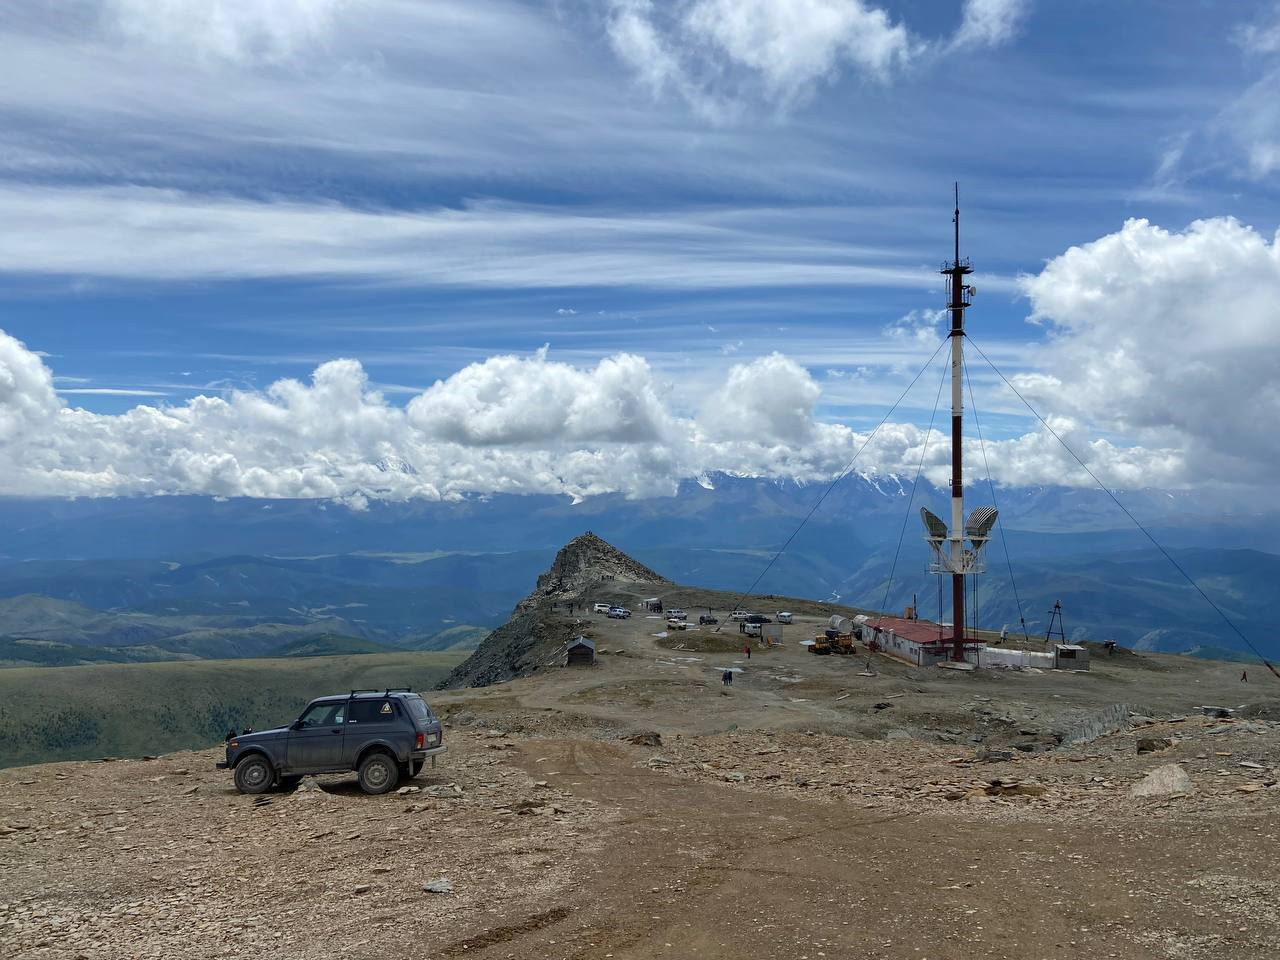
415;733;425;750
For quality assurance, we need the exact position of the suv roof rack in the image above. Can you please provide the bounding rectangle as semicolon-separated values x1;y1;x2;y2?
348;687;413;696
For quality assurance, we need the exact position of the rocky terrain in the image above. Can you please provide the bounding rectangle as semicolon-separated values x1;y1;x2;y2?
515;531;668;613
443;532;670;688
3;535;1278;959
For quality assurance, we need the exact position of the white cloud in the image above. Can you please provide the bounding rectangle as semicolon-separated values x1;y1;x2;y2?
683;0;916;98
1236;3;1280;56
0;184;936;290
0;332;60;442
699;353;821;441
606;0;689;97
953;0;1030;49
1017;216;1280;484
606;0;918;115
883;308;945;345
0;327;1193;503
406;348;675;445
102;0;347;65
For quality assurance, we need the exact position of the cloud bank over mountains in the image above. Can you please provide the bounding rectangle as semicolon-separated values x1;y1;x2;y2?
9;211;1278;505
0;210;1275;504
0;325;1180;505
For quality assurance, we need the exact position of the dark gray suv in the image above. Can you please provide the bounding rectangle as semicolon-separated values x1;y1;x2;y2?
216;688;446;795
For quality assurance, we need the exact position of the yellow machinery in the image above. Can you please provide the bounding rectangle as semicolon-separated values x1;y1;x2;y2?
809;635;832;655
811;628;854;655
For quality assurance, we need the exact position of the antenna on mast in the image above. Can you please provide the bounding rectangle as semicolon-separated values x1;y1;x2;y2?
954;182;960;263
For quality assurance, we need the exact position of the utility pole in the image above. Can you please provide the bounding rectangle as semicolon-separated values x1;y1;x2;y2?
943;184;973;662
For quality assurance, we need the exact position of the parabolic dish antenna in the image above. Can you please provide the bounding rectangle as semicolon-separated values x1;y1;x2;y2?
920;507;949;542
965;505;998;544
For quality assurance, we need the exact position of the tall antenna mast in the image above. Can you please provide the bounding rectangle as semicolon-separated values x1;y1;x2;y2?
920;187;995;664
945;184;973;661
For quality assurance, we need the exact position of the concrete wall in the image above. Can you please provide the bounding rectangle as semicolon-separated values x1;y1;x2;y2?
979;647;1056;670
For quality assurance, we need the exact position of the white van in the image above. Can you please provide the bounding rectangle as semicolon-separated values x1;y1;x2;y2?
744;622;763;637
593;603;612;614
776;612;793;624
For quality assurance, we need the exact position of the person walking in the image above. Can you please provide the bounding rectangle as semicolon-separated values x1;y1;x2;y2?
744;644;751;659
721;669;733;686
1242;669;1248;683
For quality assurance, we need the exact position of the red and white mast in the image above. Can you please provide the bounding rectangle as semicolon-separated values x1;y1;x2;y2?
944;186;972;660
921;188;997;662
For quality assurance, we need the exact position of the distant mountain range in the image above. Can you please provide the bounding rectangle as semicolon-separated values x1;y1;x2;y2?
0;474;1274;664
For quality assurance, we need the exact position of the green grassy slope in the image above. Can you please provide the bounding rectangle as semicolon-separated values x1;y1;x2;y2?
0;650;466;768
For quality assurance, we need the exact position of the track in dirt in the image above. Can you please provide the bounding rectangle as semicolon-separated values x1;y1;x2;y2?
413;737;1272;960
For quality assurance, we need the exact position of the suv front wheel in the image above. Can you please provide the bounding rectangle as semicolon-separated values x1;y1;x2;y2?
357;752;399;795
233;755;275;795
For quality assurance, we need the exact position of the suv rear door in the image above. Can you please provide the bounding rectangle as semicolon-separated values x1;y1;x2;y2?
343;697;404;766
404;695;443;747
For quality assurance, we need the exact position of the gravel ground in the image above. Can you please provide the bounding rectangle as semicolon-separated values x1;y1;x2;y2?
3;593;1278;960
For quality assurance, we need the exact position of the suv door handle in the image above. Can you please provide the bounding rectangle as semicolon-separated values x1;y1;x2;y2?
331;728;341;734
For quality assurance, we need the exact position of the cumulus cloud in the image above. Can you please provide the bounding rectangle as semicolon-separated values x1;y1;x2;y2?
0;326;1198;504
699;353;820;441
606;0;918;115
604;0;1033;114
1017;216;1280;484
406;348;674;445
953;0;1030;49
683;0;916;98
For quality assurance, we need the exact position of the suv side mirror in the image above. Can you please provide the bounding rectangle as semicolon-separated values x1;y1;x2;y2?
290;719;304;730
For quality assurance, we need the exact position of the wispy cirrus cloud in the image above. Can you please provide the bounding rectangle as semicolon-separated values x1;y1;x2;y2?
0;184;956;290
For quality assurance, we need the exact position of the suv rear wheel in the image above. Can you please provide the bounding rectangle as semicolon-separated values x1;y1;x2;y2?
233;755;275;794
357;752;399;795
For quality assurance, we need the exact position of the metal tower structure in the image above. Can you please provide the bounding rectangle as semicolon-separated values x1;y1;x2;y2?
920;186;997;662
1045;600;1066;646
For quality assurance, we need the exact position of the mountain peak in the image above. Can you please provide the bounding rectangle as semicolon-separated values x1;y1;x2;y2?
516;531;668;612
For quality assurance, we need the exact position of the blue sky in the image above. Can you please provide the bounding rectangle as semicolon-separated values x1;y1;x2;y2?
0;0;1278;502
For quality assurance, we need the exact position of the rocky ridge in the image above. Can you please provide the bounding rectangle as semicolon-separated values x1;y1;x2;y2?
442;532;666;689
515;531;667;613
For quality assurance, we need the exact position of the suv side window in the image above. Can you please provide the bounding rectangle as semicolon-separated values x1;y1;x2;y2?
348;699;396;724
299;702;345;727
405;698;432;722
